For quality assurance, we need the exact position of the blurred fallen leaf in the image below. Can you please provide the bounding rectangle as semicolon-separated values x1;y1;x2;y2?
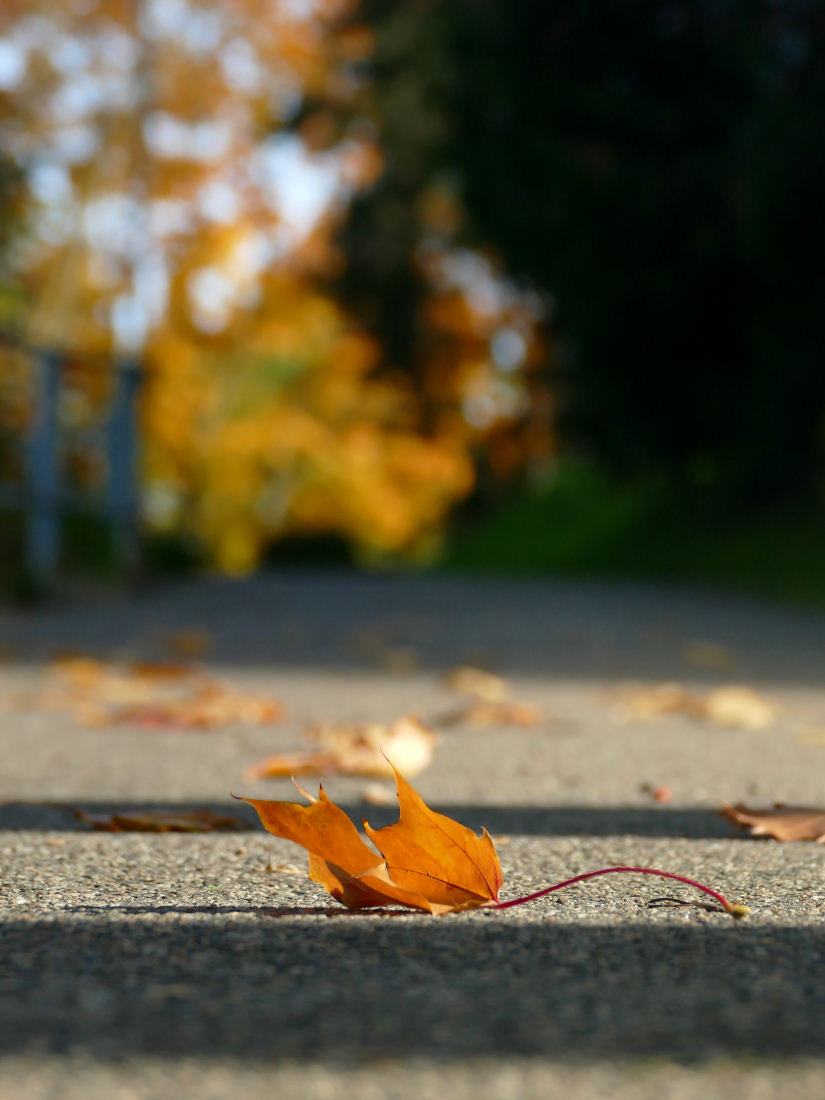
9;657;283;730
445;665;508;702
719;802;825;842
616;683;697;721
239;765;503;913
615;683;774;730
440;700;542;728
682;639;737;673
246;715;437;780
442;665;541;726
1;801;251;832
703;686;774;731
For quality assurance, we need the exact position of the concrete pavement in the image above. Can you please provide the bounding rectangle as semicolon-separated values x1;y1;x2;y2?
2;571;825;1098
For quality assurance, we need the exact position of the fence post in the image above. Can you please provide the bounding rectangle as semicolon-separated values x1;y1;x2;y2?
24;349;60;591
106;358;141;577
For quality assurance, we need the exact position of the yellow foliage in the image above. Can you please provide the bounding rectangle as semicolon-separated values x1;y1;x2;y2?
0;2;552;572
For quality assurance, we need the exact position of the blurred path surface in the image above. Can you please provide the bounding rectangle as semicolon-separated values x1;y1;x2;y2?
2;571;825;1099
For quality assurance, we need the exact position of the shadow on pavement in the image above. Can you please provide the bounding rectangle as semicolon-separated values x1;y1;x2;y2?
0;799;737;838
1;916;824;1062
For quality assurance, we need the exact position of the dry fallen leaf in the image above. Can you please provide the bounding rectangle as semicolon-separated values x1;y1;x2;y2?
442;665;542;727
615;683;698;721
246;715;437;780
1;801;251;832
719;802;825;842
703;687;775;731
615;683;774;730
239;766;503;913
440;700;542;728
9;657;283;730
445;665;509;702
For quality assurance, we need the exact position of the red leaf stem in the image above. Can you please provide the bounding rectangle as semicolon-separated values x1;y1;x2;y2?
491;866;749;918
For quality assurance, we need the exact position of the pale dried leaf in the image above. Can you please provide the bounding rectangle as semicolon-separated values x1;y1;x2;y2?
615;683;774;730
445;665;509;702
702;686;774;731
247;715;437;780
441;700;542;728
615;683;699;721
12;657;283;730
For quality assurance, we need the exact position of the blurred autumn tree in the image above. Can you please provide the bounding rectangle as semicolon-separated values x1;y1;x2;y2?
0;0;551;575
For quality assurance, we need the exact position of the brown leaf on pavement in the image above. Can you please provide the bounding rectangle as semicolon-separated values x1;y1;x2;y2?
445;665;509;702
615;683;699;721
9;656;283;730
615;683;774;730
702;687;775;731
442;665;542;727
239;765;502;913
440;699;542;728
719;802;825;842
246;715;437;780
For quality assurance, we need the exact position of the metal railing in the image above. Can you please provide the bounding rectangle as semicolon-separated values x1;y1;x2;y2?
1;344;141;591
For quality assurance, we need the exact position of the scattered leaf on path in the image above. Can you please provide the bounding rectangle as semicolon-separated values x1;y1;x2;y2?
442;665;542;727
239;766;503;913
440;700;542;728
445;665;509;702
703;687;775;731
719;802;825;842
9;657;283;730
615;683;774;730
246;715;437;780
615;683;697;721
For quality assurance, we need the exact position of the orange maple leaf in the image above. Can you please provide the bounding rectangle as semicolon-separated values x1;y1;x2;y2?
239;765;502;914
